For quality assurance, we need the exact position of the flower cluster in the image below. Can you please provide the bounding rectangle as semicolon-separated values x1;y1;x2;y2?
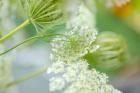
47;60;122;93
47;1;123;93
0;45;12;92
105;0;130;8
51;3;99;62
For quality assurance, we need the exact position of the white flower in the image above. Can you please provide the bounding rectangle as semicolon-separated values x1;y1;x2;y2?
51;3;98;62
105;0;130;8
46;60;122;93
49;77;65;91
0;45;11;83
47;1;123;93
0;60;11;83
47;61;65;74
62;66;77;82
0;44;12;92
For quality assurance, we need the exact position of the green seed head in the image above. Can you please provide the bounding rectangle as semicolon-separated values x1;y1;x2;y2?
23;0;64;30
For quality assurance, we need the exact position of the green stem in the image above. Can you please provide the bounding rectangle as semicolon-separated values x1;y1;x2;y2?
0;33;61;56
0;35;40;56
0;19;30;43
5;67;47;88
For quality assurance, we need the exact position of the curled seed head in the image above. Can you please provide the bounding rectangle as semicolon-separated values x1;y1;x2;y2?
23;0;64;30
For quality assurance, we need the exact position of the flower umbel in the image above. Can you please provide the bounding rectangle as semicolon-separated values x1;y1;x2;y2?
105;0;130;8
47;60;122;93
0;45;12;92
51;3;98;62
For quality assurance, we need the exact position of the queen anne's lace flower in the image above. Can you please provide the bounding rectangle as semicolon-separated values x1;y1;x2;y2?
0;60;11;84
47;61;65;74
49;77;65;91
105;0;130;8
46;60;122;93
48;1;123;93
51;3;99;62
0;45;12;93
0;45;11;82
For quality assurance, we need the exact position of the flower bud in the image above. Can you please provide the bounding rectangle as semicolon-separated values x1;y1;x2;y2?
84;32;128;73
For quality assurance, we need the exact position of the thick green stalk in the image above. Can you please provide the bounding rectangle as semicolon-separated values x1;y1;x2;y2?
0;19;30;43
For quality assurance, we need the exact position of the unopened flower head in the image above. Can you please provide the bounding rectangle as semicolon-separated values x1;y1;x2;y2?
24;0;64;30
51;3;98;62
89;32;127;71
46;60;122;93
